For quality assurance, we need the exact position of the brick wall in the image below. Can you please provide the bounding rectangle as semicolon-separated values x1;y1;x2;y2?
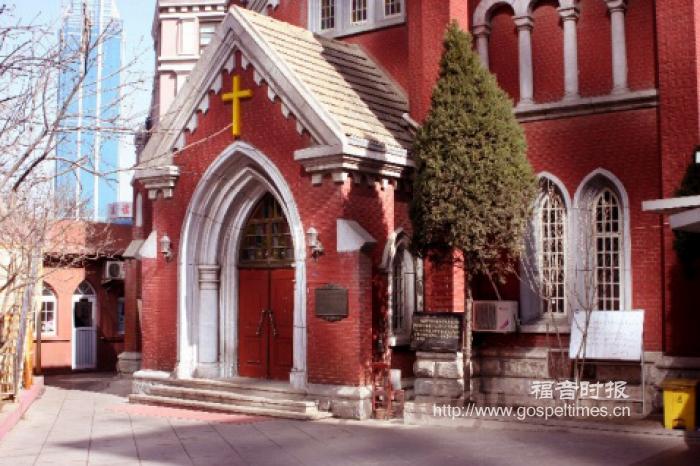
138;53;404;385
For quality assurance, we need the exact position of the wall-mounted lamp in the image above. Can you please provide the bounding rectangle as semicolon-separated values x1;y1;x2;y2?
694;145;700;165
160;234;173;261
306;227;324;259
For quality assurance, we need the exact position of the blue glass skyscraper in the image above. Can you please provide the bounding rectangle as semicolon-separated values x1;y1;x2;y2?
56;0;123;221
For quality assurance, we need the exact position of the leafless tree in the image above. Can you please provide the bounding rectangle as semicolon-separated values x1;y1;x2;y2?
0;4;147;397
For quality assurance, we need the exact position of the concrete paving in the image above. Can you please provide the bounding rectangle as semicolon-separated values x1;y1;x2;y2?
0;373;698;465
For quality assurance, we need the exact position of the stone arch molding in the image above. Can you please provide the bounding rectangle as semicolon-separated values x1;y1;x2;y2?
473;0;579;26
177;141;307;388
572;168;633;311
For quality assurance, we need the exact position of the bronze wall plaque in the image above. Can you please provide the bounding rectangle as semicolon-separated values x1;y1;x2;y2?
315;284;348;321
410;312;463;352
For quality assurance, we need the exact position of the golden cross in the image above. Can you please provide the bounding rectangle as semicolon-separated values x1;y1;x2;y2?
221;75;253;137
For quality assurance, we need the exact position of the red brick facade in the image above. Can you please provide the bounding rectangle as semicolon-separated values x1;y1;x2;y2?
131;0;700;394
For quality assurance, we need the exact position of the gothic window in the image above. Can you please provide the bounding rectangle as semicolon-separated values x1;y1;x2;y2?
41;285;57;335
239;193;294;267
592;188;622;311
390;238;418;345
539;179;567;314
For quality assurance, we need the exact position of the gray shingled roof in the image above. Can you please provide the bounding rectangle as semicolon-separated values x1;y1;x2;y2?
238;8;412;150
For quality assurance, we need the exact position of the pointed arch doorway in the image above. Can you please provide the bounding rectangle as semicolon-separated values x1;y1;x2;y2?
238;193;294;380
178;141;307;388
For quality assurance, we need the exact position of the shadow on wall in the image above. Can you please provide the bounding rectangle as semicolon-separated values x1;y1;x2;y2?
668;263;700;357
43;373;132;397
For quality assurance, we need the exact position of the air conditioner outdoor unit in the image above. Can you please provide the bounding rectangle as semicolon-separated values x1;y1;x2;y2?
472;301;518;333
104;260;125;281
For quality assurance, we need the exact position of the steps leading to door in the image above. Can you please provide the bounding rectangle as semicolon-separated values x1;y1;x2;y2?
130;376;331;421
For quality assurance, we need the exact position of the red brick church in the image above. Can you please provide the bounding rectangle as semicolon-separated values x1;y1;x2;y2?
121;0;700;419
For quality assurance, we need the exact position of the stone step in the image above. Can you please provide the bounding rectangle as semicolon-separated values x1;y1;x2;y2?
147;384;318;414
129;393;332;421
151;377;308;401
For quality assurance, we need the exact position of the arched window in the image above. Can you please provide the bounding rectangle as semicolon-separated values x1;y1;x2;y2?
385;234;420;345
592;188;622;310
40;284;57;335
239;193;294;267
538;179;567;314
574;170;630;312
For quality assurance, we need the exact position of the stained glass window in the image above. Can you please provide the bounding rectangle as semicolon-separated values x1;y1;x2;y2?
239;193;294;267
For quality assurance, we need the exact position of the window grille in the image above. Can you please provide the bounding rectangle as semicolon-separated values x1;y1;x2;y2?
539;181;567;314
593;188;622;310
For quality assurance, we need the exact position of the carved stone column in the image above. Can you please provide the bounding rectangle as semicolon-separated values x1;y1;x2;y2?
197;264;220;377
514;16;535;105
473;24;491;69
559;6;580;100
606;0;629;94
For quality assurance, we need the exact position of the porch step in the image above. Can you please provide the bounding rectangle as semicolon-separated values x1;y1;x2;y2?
129;392;332;421
153;377;308;401
148;384;318;414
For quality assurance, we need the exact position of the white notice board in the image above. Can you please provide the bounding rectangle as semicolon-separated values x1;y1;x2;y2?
569;310;644;361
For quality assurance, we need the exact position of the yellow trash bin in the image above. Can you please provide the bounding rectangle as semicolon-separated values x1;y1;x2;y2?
661;379;698;431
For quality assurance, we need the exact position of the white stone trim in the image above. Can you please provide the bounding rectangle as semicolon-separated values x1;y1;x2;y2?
514;15;534;105
336;219;376;252
606;0;629;94
643;195;700;214
572;168;633;312
139;231;159;259
669;207;700;233
559;5;580;100
515;89;658;122
178;141;307;388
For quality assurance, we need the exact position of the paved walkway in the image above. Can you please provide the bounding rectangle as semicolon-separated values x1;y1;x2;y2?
0;374;698;465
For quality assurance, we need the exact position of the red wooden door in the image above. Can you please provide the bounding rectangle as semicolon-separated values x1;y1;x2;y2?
238;269;269;379
269;268;294;380
238;268;294;380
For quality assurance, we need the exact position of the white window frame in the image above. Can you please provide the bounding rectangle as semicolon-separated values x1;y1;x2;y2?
591;188;623;311
198;21;217;54
309;0;405;37
572;169;632;313
177;19;196;56
40;285;57;336
537;179;567;315
519;174;573;330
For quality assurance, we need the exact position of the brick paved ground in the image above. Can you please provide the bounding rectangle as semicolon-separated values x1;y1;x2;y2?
0;374;697;465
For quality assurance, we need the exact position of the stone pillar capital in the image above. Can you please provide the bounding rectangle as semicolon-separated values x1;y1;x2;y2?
197;264;220;288
558;6;580;21
605;0;627;14
514;15;534;31
472;24;491;38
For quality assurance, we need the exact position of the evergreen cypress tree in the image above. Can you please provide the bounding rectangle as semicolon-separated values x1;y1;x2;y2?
410;22;537;292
